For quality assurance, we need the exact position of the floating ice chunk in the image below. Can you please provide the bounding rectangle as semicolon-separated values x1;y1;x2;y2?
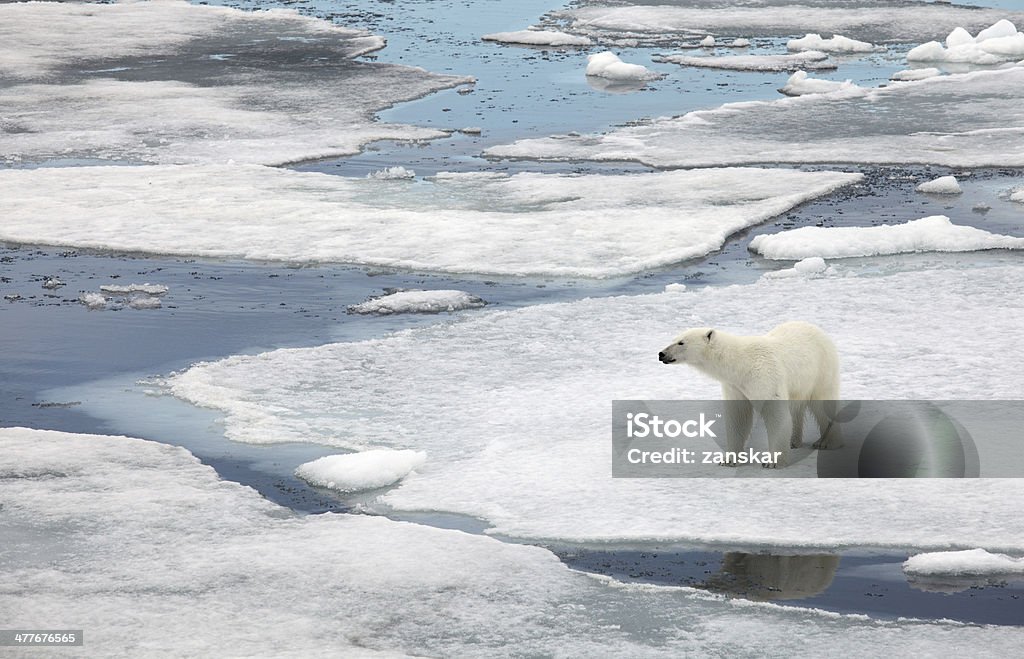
916;175;962;194
664;282;687;293
779;71;861;96
795;256;828;273
99;283;169;295
585;51;661;81
750;216;1024;259
0;165;860;278
348;290;486;315
1009;188;1024;203
459;127;482;135
731;38;751;47
787;33;875;53
367;166;416;180
656;51;835;72
700;35;716;47
79;292;106;309
167;265;1024;546
486;66;1024;168
761;256;831;279
908;19;1024;64
481;29;592;47
128;296;162;310
890;67;942;81
9;428;1024;655
41;277;64;290
904;549;1024;577
296;449;426;492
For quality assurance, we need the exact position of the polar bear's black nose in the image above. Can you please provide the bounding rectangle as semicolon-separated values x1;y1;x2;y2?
658;352;675;363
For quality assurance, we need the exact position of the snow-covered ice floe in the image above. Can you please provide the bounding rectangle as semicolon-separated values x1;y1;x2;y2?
559;2;1024;44
0;1;469;166
487;66;1024;168
787;33;876;53
916;175;962;194
904;549;1024;578
655;51;836;72
167;265;1024;548
908;19;1024;64
296;449;426;492
348;290;486;315
750;216;1024;259
0;165;859;278
7;428;1024;655
779;71;862;96
585;51;661;81
481;29;592;47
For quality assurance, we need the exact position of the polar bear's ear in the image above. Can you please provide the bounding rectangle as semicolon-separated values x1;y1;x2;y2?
705;329;714;342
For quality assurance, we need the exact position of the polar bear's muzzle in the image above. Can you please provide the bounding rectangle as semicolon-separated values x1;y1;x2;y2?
658;351;676;364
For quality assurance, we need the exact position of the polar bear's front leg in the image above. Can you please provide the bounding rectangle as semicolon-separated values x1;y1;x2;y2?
789;400;807;449
721;385;753;466
759;399;792;468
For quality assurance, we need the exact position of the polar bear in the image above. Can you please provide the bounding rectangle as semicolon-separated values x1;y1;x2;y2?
658;321;841;467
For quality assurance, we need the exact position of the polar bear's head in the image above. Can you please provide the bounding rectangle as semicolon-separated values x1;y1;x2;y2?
658;328;715;365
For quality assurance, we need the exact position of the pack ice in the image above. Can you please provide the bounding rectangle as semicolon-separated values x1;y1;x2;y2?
6;428;1024;656
559;2;1024;45
167;265;1024;548
0;1;469;166
487;66;1024;168
0;165;859;278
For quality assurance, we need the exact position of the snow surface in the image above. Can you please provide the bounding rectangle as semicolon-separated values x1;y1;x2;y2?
481;29;592;46
908;19;1024;64
787;34;875;53
0;1;468;166
655;51;836;72
0;165;859;278
904;549;1024;577
99;283;170;295
560;4;1024;44
7;428;1024;655
296;449;426;492
780;71;862;96
348;290;486;315
891;67;942;81
586;52;661;81
750;216;1024;259
167;265;1024;549
487;66;1024;168
916;175;962;194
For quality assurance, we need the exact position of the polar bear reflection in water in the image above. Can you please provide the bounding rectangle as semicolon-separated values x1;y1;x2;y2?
658;321;843;468
703;552;841;601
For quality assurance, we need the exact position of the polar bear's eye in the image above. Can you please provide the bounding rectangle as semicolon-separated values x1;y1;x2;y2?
677;341;685;346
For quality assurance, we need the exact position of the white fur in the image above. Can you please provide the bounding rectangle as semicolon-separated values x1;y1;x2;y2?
658;321;841;467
